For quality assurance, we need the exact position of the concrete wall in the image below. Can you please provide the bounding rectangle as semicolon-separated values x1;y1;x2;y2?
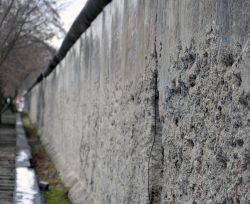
26;0;250;203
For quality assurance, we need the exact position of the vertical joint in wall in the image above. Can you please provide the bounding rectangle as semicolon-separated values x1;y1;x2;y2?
148;69;163;204
147;1;163;202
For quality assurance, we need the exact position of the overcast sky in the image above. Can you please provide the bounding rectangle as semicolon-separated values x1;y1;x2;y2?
51;0;88;48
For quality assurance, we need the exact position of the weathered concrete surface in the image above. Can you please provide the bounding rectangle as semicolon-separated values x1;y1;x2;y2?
26;0;250;203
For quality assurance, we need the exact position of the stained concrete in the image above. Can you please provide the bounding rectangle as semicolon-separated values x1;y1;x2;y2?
26;0;250;203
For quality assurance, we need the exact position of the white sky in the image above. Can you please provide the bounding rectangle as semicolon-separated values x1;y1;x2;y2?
50;0;88;48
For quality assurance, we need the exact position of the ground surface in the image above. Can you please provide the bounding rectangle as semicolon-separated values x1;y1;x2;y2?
22;112;71;204
0;111;16;204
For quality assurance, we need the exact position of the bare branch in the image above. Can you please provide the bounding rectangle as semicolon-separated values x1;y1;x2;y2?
0;0;15;29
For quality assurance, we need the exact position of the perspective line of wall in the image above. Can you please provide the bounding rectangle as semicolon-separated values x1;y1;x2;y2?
26;0;250;203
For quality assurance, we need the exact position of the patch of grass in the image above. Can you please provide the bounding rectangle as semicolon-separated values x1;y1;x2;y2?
21;112;33;129
43;187;70;204
21;113;71;204
22;116;32;129
31;143;43;156
21;112;38;140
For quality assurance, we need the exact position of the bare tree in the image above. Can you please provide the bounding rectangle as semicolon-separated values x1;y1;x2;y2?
2;42;55;95
0;0;64;122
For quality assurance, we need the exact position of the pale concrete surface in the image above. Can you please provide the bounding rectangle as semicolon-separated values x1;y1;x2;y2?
26;0;250;203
